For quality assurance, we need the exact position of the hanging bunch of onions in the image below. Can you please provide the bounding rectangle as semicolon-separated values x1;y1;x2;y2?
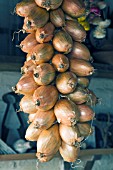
13;0;98;164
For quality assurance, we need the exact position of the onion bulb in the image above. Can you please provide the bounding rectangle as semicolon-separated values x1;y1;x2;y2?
32;109;56;130
54;99;80;126
53;30;73;54
70;58;94;76
25;6;49;29
36;124;61;162
33;85;59;111
33;63;55;85
19;95;37;114
23;17;37;33
19;32;38;53
64;20;86;42
77;77;89;88
35;22;55;43
68;42;92;61
52;53;69;72
67;86;89;104
25;122;42;141
50;8;65;27
21;60;36;74
59;124;84;146
56;71;77;94
62;0;85;18
30;43;54;65
77;104;95;122
14;73;38;95
59;141;80;162
35;0;63;11
77;123;93;137
15;0;36;17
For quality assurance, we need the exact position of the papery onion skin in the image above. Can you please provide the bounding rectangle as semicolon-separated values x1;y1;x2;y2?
67;86;89;104
77;104;94;122
50;8;65;27
32;109;56;130
77;123;93;137
59;124;84;146
33;63;55;85
25;6;49;29
68;42;92;61
35;22;55;43
53;30;73;54
33;85;59;111
25;122;42;141
59;141;80;163
16;0;36;17
35;0;63;11
77;77;89;88
62;0;85;18
54;99;80;126
19;32;38;53
64;20;86;42
30;43;54;65
52;53;69;72
70;58;94;77
21;60;36;74
36;124;61;162
56;71;78;94
20;95;37;114
14;73;38;95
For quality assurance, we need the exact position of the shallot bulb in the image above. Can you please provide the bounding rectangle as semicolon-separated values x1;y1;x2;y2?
25;6;49;29
53;30;73;54
62;0;85;18
35;22;55;43
59;124;84;146
67;86;89;104
56;71;78;94
70;58;94;77
50;8;65;27
77;77;90;88
77;104;95;122
32;109;56;130
21;60;36;74
68;42;92;61
33;85;59;111
18;32;38;53
33;63;55;85
54;99;80;126
19;95;37;114
35;0;63;11
30;43;54;65
14;73;38;95
59;141;80;162
52;53;69;72
36;124;61;162
64;20;86;42
15;0;36;17
25;122;42;141
77;123;93;137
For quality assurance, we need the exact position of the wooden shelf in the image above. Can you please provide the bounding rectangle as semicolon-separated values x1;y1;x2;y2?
1;149;113;161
